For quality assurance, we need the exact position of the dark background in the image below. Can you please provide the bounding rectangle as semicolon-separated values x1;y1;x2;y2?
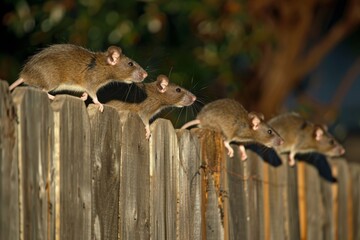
1;0;359;162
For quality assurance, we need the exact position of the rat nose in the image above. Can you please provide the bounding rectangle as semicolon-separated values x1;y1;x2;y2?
142;72;148;79
278;138;284;146
339;147;345;155
192;95;197;102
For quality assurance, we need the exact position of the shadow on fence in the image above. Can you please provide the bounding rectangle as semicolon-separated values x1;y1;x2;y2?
0;80;359;240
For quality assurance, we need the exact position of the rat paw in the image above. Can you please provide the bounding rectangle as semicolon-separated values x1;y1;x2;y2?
145;126;151;140
288;153;296;167
288;159;296;167
97;103;104;112
227;149;234;158
239;145;247;161
92;98;104;112
47;93;55;100
240;154;248;161
80;92;88;101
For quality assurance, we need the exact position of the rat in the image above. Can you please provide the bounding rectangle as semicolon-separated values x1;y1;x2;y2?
181;98;284;160
9;44;148;112
267;112;345;166
105;74;197;139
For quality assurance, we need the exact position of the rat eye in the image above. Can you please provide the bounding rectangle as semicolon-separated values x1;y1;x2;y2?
128;62;134;67
176;88;181;93
267;129;272;135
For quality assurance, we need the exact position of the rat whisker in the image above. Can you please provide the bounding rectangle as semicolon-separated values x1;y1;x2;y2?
168;66;173;79
124;84;134;102
175;107;185;128
199;85;209;91
161;107;176;119
194;98;207;106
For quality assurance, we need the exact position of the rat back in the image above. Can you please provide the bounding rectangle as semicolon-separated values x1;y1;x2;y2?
21;44;93;91
196;99;283;147
105;75;196;121
20;44;147;94
196;99;248;138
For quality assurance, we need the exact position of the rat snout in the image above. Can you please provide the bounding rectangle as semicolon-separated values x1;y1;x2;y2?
132;70;148;82
339;146;345;155
180;93;196;107
273;136;284;146
142;71;148;79
191;95;197;103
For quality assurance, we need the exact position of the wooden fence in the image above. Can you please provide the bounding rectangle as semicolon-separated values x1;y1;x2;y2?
0;79;359;240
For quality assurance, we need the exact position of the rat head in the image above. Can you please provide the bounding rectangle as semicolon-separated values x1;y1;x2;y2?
154;74;196;107
106;46;147;83
246;112;284;147
297;124;345;157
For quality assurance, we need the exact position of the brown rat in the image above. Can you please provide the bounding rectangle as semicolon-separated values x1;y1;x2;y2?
9;44;148;112
106;74;196;139
181;98;284;159
267;112;345;166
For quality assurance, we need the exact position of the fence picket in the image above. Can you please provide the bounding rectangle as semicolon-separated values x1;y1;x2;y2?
0;83;359;240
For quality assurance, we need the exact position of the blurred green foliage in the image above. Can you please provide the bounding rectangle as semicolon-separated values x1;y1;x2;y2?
0;0;272;126
0;0;268;94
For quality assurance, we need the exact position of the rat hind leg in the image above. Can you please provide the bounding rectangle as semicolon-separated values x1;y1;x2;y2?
88;92;104;112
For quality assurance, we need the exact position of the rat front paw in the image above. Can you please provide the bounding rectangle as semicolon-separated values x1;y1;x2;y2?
239;145;247;161
227;148;234;158
145;126;151;140
80;92;88;101
97;103;104;112
240;153;248;161
288;158;296;167
47;93;55;100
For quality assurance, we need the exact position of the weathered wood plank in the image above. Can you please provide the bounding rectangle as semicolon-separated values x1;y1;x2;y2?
327;159;351;240
321;174;336;240
88;105;122;240
267;155;300;240
118;112;150;240
285;158;300;240
224;148;265;240
297;161;324;240
265;156;300;240
11;87;53;240
51;95;91;240
0;81;18;240
192;129;224;240
206;172;224;240
268;159;286;240
176;129;203;240
349;163;360;240
149;119;179;240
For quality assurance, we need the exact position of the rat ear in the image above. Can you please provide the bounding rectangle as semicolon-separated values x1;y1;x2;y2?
314;127;324;141
255;112;264;121
156;75;169;93
106;46;122;66
248;112;261;130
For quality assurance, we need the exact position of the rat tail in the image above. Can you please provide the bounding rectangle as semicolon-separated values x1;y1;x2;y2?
181;119;200;129
9;78;24;91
